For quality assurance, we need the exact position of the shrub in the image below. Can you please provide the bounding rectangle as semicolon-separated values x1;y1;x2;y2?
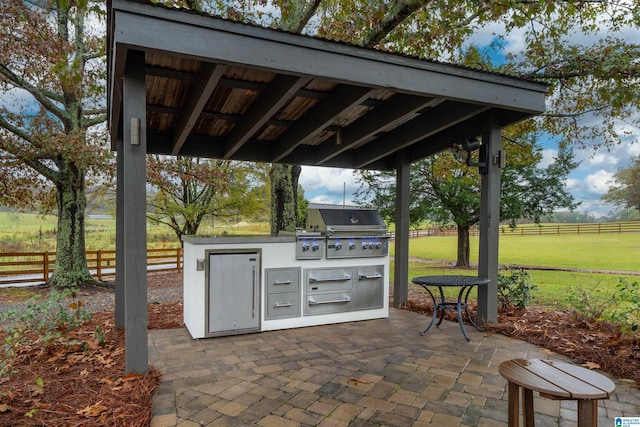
497;266;538;309
609;278;640;334
567;283;611;323
567;278;640;336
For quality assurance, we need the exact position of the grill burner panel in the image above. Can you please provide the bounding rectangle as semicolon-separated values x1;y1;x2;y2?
298;209;389;259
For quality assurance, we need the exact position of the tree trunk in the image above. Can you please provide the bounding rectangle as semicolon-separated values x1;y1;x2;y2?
270;164;299;236
48;163;93;288
456;225;471;267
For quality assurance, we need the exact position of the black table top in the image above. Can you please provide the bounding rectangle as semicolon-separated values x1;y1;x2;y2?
411;275;490;287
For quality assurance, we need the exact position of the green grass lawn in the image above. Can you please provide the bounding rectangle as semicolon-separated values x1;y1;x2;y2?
404;233;640;271
391;234;640;310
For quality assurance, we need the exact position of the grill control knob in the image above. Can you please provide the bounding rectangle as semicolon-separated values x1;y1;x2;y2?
311;239;320;251
375;240;382;249
301;238;309;251
334;239;342;250
348;240;356;250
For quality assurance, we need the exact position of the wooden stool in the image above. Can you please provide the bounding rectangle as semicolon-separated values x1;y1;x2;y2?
499;359;615;427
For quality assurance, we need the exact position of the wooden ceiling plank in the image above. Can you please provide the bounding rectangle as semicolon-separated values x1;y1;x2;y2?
315;94;439;165
171;62;226;155
223;75;311;159
271;85;374;163
354;102;490;169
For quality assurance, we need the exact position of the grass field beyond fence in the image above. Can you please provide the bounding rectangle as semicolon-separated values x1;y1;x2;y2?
397;234;639;309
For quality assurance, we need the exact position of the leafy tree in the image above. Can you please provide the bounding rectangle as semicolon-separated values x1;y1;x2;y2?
355;136;578;266
0;1;109;287
147;157;264;241
602;155;640;214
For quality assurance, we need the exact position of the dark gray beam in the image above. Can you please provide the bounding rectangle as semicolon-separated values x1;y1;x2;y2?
314;94;439;165
121;49;148;374
477;114;501;325
394;152;411;307
354;102;489;169
271;85;373;163
171;63;226;155
224;75;311;159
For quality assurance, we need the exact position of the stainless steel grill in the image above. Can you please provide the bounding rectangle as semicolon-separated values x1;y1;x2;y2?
297;208;389;259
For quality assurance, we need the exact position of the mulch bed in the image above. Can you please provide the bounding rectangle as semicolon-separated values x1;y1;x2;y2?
0;282;183;426
401;299;640;385
1;271;638;426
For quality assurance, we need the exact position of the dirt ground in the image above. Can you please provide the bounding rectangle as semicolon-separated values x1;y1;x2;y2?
0;270;638;426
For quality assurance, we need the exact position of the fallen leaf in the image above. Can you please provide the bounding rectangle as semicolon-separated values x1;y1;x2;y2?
30;386;44;397
77;401;108;417
123;373;142;381
541;349;555;355
581;361;601;370
0;403;9;412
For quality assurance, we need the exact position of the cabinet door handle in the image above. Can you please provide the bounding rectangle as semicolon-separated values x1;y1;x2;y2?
274;302;294;308
308;275;351;282
308;295;351;305
252;266;256;319
274;280;293;285
359;274;382;280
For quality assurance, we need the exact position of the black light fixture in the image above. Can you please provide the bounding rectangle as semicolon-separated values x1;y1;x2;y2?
461;137;487;174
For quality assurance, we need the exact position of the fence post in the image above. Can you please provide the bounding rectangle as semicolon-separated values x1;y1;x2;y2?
96;250;102;281
177;248;182;272
43;252;49;282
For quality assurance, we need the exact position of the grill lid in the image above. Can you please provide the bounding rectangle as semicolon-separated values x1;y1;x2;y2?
306;209;387;235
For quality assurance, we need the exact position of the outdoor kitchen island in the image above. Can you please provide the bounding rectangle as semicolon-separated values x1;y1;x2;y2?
183;209;390;339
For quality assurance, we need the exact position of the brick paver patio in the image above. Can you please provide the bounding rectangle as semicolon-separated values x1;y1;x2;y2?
149;308;639;426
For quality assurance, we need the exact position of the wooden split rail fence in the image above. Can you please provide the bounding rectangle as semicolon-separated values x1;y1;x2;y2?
0;247;183;287
391;220;640;239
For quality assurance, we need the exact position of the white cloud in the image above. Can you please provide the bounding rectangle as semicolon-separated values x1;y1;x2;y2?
300;166;358;193
584;170;614;195
564;178;583;191
539;148;557;168
0;88;35;113
300;166;361;206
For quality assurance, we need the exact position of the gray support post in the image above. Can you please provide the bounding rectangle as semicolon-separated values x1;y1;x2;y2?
393;153;411;306
122;50;148;373
477;116;501;324
115;137;124;328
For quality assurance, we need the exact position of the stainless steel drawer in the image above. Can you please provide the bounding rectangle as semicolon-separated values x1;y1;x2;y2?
355;265;384;310
305;292;353;315
266;292;300;320
305;268;353;293
266;268;300;294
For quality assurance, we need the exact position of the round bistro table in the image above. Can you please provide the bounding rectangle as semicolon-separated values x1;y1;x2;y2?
411;275;490;341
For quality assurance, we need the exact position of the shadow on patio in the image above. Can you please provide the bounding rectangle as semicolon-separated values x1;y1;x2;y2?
149;308;639;427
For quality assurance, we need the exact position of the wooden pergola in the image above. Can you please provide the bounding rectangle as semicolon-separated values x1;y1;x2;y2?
107;0;547;373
